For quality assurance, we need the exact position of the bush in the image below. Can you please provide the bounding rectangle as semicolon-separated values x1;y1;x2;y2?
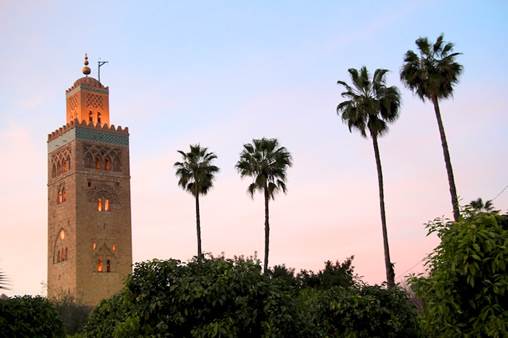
52;295;92;335
0;295;64;337
316;285;420;337
409;209;508;337
81;256;420;337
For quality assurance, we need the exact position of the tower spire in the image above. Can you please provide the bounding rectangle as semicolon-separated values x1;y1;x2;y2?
82;53;91;76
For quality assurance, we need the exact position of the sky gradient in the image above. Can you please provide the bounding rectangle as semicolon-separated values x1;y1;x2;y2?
1;0;507;296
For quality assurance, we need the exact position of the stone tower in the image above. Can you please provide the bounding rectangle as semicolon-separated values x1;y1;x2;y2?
47;55;132;306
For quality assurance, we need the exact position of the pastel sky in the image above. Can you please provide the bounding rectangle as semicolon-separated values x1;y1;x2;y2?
1;1;507;296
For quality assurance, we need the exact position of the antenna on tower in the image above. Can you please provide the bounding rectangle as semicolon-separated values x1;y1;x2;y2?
97;58;109;83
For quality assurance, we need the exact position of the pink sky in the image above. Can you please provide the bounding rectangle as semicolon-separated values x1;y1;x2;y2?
1;1;507;296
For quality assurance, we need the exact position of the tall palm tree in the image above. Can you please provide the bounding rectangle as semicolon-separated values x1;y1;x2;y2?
236;138;292;273
174;145;219;259
400;34;463;221
337;67;401;287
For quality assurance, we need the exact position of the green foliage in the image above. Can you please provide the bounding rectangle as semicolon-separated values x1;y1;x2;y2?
400;34;463;101
316;285;421;337
52;295;92;336
337;66;400;138
174;144;219;197
81;256;421;337
409;209;508;337
82;291;137;338
296;257;357;289
0;295;64;337
236;138;293;199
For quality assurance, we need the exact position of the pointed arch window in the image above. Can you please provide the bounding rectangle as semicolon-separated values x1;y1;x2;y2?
97;112;102;125
97;257;103;272
106;259;111;272
97;198;103;211
105;157;112;171
89;111;93;123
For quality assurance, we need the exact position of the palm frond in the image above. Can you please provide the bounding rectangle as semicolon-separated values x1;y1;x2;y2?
174;145;219;197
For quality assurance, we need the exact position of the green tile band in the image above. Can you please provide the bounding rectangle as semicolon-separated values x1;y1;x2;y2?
76;127;129;146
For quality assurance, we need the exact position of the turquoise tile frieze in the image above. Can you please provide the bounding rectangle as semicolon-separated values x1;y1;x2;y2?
76;127;129;146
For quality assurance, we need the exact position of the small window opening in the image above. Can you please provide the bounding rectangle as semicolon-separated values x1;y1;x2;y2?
57;250;61;263
62;188;66;202
60;229;65;240
92;242;96;251
57;190;63;204
97;198;103;211
95;158;101;169
112;244;117;252
65;247;68;260
106;259;111;272
88;181;92;187
97;112;102;125
89;111;93;123
97;257;103;272
105;158;111;171
104;199;110;212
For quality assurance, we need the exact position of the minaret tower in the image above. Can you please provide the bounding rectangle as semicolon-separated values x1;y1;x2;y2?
47;55;132;305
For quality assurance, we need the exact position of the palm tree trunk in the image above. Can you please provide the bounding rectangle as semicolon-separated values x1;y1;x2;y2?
432;96;460;221
372;134;395;288
195;194;202;259
263;186;270;274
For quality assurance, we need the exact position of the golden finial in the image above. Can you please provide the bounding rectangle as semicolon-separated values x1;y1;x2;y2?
82;53;91;76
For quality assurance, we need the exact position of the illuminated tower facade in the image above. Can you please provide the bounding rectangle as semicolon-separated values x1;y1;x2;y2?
47;55;132;305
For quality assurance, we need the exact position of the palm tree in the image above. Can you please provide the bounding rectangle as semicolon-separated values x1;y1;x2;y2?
337;67;401;288
236;138;292;273
174;145;219;259
0;269;7;290
400;34;463;221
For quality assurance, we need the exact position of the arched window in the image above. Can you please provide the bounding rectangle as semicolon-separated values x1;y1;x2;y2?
63;157;70;172
95;157;101;169
52;164;57;178
65;247;68;260
57;162;62;176
84;153;94;168
57;250;61;263
106;259;111;272
105;158;112;171
104;199;110;212
97;257;103;272
97;198;103;211
62;187;66;202
57;189;62;204
112;154;121;171
97;112;102;125
89;111;93;123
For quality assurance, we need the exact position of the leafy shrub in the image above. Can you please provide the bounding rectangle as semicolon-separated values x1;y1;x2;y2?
82;256;420;337
0;295;64;337
83;256;302;337
409;209;508;337
52;295;92;335
316;285;420;337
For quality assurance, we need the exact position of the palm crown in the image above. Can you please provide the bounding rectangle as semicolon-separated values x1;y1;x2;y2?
174;145;219;196
400;34;463;101
236;138;292;199
337;67;400;138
